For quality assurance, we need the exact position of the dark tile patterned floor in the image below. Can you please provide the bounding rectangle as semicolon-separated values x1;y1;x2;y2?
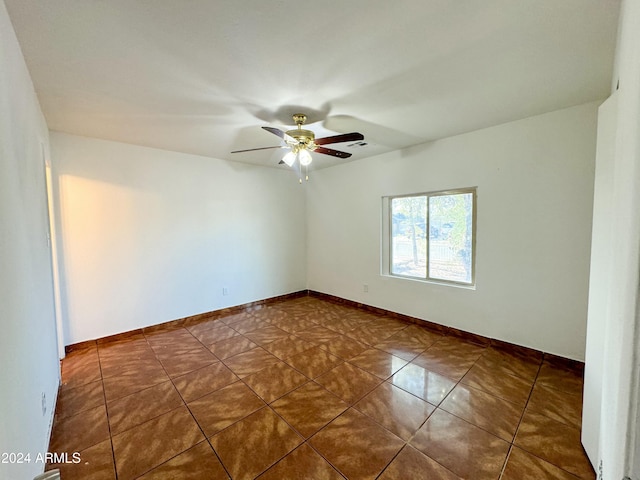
48;296;595;479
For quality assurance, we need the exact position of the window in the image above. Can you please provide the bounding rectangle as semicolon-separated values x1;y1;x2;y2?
384;188;476;285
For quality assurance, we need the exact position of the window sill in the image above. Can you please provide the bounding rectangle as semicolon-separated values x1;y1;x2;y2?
380;273;476;290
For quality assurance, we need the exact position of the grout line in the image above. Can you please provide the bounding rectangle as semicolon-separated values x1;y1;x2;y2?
204;437;233;480
374;445;406;480
498;444;516;479
300;407;355;476
95;345;119;479
302;440;348;479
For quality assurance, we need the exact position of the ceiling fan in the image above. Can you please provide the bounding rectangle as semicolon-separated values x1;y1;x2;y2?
231;113;364;168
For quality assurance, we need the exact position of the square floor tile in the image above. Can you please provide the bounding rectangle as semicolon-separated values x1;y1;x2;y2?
410;409;510;479
98;335;145;353
390;363;456;405
460;361;533;406
229;317;268;334
439;383;524;442
263;334;316;359
284;346;343;379
146;330;201;350
295;325;342;344
138;441;229;479
271;382;349;438
502;446;581;480
188;382;265;437
223;347;280;378
310;408;404;480
193;324;239;346
243;361;309;403
514;410;595;479
156;346;218;378
102;368;170;402
217;311;252;325
61;350;102;388
244;325;291;346
527;382;582;429
257;443;343;480
173;362;238;403
315;362;382;404
377;445;462;480
347;326;395;345
250;306;288;323
184;318;224;337
374;335;429;361
322;318;361;335
99;353;161;380
107;380;184;435
319;336;369;360
208;335;258;360
55;380;104;419
270;316;316;333
97;335;151;353
46;439;115;480
210;407;303;480
478;347;541;381
537;361;584;396
112;406;204;480
355;382;434;440
349;348;408;379
49;404;110;454
412;342;483;380
401;325;443;347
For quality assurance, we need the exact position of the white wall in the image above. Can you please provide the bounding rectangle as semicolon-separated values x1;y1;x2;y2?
50;133;307;345
307;102;598;361
0;1;61;478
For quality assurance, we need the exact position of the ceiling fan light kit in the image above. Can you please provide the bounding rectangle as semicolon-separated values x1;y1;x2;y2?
282;150;297;167
298;149;312;166
231;113;364;181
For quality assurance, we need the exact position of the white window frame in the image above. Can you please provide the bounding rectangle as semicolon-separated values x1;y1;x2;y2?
381;187;477;287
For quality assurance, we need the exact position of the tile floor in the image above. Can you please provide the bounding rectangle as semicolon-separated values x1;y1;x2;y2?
48;296;594;480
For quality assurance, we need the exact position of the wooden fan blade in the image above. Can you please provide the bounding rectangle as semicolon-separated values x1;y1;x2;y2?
314;146;352;159
231;146;285;153
262;126;298;144
314;132;364;145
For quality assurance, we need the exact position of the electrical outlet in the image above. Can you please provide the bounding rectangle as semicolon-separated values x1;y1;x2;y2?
222;287;229;296
41;392;46;416
363;284;369;293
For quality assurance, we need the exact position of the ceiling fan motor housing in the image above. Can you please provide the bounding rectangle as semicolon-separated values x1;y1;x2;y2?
286;128;315;150
286;114;315;150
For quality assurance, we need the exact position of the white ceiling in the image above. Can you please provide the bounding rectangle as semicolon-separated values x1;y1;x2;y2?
5;0;620;169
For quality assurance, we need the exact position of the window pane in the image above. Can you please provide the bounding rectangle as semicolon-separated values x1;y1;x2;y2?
391;196;427;278
428;193;473;283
